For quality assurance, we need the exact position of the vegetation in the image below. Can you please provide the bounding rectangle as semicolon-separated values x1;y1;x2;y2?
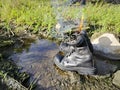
84;3;120;35
0;0;120;37
0;0;120;89
0;0;56;36
0;55;29;84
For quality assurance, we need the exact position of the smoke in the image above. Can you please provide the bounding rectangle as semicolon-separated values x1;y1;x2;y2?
51;0;86;39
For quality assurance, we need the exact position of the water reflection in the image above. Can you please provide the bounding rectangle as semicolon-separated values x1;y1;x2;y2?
10;39;59;71
94;56;118;75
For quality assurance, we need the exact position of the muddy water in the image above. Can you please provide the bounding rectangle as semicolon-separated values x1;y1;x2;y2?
9;39;120;90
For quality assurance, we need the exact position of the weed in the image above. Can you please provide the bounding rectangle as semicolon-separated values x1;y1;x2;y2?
84;3;120;35
0;0;56;35
0;0;120;36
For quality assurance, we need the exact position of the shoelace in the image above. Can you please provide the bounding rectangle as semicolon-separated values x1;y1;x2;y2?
66;49;75;57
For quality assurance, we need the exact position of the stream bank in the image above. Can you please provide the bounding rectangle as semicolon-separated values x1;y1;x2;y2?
5;34;120;90
0;34;37;90
0;30;120;90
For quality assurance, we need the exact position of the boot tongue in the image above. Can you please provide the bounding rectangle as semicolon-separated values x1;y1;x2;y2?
80;30;87;35
75;47;86;53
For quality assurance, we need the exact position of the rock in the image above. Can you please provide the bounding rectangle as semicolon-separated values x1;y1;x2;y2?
113;70;120;88
92;33;120;60
67;71;80;84
0;73;27;90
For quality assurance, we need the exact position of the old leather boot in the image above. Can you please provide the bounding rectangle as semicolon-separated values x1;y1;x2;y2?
54;48;95;75
54;30;95;75
59;43;74;54
59;33;78;54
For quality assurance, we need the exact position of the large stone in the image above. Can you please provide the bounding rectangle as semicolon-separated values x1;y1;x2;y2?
0;74;27;90
92;33;120;60
113;70;120;88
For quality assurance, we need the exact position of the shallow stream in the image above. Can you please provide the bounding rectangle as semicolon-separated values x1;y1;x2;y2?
9;38;120;90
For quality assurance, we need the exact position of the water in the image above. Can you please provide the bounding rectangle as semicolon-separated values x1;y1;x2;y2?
9;38;120;89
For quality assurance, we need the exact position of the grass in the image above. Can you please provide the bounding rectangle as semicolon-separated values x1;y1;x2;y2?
0;0;120;37
84;3;120;35
0;0;56;35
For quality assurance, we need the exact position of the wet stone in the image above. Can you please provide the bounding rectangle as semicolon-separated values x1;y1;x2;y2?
92;33;120;60
67;71;80;84
113;70;120;88
0;74;27;90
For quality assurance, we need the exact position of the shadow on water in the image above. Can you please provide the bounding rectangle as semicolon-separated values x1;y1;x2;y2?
94;56;119;75
8;38;120;89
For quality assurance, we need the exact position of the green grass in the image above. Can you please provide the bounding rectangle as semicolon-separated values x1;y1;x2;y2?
0;0;56;35
84;3;120;35
0;0;120;36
